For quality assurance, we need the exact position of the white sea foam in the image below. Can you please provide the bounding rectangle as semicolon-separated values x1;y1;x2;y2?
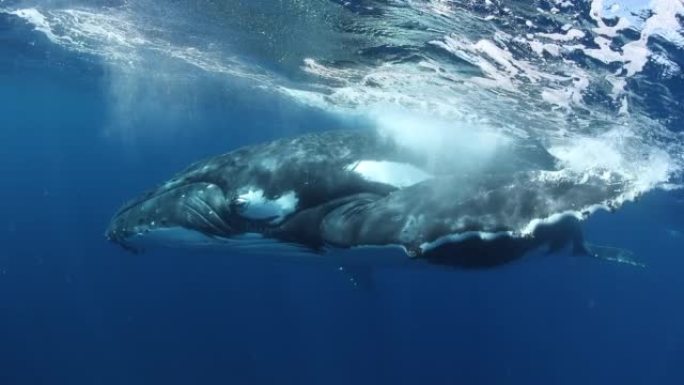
13;7;269;79
583;0;684;76
537;29;585;41
7;8;60;42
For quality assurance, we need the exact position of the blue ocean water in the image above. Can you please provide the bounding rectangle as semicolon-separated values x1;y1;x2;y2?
1;1;684;384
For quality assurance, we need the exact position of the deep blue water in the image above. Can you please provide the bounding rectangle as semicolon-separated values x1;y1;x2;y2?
2;2;684;384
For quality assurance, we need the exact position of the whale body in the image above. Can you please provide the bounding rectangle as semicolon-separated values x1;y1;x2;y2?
106;129;632;267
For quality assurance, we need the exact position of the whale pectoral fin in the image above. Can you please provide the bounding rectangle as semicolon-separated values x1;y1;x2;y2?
582;243;646;268
338;265;375;291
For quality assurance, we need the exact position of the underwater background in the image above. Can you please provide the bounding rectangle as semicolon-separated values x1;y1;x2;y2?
1;0;684;384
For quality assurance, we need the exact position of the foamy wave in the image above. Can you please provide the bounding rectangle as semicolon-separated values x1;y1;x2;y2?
2;6;274;83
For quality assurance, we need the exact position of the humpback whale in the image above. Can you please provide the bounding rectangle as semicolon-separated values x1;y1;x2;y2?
106;129;638;268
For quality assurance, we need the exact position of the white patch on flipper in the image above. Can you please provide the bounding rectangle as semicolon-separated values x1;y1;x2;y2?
236;189;298;223
520;211;584;236
346;160;432;188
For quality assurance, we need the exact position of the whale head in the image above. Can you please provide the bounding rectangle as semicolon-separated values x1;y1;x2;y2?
106;180;236;251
